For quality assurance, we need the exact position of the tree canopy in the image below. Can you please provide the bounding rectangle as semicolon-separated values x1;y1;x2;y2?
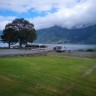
1;18;37;48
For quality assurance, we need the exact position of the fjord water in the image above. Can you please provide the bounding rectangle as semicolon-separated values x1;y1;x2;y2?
46;44;96;50
0;42;96;50
0;42;8;47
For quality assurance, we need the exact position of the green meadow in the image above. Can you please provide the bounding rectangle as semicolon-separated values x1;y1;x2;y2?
0;56;96;96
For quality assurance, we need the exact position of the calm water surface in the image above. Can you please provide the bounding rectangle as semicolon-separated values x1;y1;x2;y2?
0;42;96;50
46;44;96;50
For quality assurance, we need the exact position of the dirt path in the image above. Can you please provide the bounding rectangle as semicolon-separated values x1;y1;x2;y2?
0;49;47;57
48;51;96;59
83;65;96;77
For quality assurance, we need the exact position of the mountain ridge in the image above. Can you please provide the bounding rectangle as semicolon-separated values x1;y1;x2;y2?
35;24;96;44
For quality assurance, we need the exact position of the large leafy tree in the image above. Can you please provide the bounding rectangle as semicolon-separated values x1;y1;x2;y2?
1;18;37;48
12;18;37;47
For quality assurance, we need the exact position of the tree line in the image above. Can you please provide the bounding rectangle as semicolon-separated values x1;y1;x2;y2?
1;18;37;48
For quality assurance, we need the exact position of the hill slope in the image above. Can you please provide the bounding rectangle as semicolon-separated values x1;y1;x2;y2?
35;25;96;44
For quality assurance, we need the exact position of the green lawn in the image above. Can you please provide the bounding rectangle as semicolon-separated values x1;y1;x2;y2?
0;56;96;96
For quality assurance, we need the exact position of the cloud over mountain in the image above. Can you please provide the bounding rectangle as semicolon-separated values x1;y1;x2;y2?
0;0;96;30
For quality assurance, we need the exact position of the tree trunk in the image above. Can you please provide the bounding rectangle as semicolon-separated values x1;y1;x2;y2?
8;42;10;49
19;40;22;48
25;41;28;46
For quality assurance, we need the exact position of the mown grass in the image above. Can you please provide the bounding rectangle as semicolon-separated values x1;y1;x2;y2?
0;56;96;96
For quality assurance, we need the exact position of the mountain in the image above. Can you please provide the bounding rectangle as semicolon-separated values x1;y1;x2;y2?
35;25;96;44
0;25;96;44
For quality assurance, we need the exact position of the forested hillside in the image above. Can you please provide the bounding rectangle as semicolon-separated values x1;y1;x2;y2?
35;24;96;44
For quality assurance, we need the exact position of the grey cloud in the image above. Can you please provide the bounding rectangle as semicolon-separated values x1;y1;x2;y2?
31;0;96;29
0;0;96;30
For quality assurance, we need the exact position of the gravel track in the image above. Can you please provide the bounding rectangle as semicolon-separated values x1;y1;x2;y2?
0;49;47;57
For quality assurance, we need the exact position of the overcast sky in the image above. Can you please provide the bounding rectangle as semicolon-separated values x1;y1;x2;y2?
0;0;96;30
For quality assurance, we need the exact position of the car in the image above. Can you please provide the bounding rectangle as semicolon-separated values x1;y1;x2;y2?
54;46;66;52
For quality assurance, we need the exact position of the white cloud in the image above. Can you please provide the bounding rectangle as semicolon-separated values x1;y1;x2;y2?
0;0;83;13
31;0;96;29
0;0;96;30
0;16;16;30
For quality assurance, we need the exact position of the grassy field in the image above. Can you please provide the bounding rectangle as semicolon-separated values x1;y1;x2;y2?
0;56;96;96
